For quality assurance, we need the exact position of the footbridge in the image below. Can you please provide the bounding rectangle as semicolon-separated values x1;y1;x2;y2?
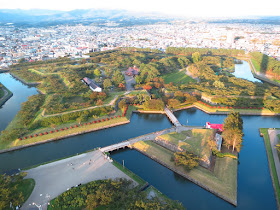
164;107;181;127
100;126;191;153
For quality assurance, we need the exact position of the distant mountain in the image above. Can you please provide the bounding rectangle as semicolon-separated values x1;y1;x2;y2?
0;9;172;26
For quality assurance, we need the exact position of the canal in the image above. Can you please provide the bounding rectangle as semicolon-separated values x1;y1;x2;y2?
0;66;279;209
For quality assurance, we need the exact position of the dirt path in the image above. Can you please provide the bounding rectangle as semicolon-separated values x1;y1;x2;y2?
22;150;137;210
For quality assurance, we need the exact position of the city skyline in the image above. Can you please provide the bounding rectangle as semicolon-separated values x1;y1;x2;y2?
1;0;280;17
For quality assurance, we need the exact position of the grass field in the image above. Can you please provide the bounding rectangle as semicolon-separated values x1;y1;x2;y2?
251;59;261;72
133;140;237;204
260;128;280;206
162;70;196;84
159;129;213;159
193;102;275;115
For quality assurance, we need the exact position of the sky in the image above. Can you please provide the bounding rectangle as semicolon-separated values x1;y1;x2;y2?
1;0;280;17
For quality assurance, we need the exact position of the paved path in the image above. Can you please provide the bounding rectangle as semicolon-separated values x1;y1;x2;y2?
164;107;181;127
100;126;196;152
268;129;280;183
22;150;137;210
122;72;136;91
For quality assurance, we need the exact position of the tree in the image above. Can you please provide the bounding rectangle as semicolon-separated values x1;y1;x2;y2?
173;151;200;170
143;84;152;90
94;68;102;77
222;112;243;152
168;99;180;108
118;99;127;109
213;80;225;88
103;79;112;89
192;52;202;63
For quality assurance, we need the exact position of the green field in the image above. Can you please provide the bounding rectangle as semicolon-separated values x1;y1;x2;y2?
133;140;237;204
260;128;280;206
251;58;261;72
158;129;213;159
162;70;196;84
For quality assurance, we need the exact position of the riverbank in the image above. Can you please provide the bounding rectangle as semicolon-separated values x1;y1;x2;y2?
0;118;130;154
0;83;13;107
247;59;280;87
0;69;9;73
133;140;237;206
260;128;280;209
9;72;41;86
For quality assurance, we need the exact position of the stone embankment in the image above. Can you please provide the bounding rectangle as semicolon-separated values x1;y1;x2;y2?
133;147;237;206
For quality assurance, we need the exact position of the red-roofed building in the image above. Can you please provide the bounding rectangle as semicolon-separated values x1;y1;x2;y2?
125;66;139;76
206;122;223;132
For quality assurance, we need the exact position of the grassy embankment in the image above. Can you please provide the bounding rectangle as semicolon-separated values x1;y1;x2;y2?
260;128;280;206
0;83;13;106
184;101;276;115
133;140;237;204
112;159;146;188
0;106;136;150
159;129;213;159
162;70;196;84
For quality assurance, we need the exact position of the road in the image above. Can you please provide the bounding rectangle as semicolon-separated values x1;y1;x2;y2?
22;150;137;210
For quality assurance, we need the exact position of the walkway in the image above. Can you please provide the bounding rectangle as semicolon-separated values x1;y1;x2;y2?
164;107;181;127
268;129;280;183
100;126;194;153
22;150;137;210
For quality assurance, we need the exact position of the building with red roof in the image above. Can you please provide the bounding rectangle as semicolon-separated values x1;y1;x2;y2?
206;122;224;132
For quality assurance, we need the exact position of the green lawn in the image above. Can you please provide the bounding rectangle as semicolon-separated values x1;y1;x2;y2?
133;140;237;204
260;128;280;206
251;58;261;72
14;178;35;202
159;129;213;159
162;70;196;84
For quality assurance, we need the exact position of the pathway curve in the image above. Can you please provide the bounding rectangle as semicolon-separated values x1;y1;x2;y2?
268;129;280;183
22;150;137;210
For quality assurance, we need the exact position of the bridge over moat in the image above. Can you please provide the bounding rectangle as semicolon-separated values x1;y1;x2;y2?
164;107;181;127
100;126;196;153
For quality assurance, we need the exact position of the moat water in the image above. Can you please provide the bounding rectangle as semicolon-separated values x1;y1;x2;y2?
0;67;279;209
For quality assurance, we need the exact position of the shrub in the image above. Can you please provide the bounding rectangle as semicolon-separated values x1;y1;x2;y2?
29;135;33;138
118;115;121;118
75;125;78;128
114;116;117;118
24;137;27;140
101;119;104;122
50;130;54;133
93;120;97;123
84;123;87;125
39;133;43;136
19;138;22;141
106;118;109;121
88;122;91;125
60;128;64;131
44;132;48;135
65;127;68;130
55;129;59;132
34;134;38;137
